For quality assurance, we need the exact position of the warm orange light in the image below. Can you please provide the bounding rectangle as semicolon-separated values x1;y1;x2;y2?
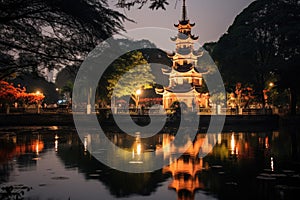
230;133;235;154
137;143;141;155
31;140;44;154
269;82;274;87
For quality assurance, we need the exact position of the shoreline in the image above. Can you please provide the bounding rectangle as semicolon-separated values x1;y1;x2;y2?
0;113;285;129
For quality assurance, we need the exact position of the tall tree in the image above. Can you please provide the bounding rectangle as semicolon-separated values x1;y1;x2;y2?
97;51;155;105
210;0;300;114
0;0;129;79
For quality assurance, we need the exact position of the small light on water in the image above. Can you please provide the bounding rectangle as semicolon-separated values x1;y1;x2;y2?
265;137;269;149
271;157;274;171
137;143;141;156
230;133;235;155
129;161;143;164
55;140;58;152
36;142;39;155
84;136;88;152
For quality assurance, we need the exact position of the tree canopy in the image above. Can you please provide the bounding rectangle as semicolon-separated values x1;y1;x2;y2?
0;0;129;80
115;0;170;10
0;80;45;113
97;50;156;105
209;0;300;113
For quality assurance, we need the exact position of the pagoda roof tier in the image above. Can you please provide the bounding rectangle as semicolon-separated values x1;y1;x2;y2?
167;52;175;58
195;87;204;93
177;48;195;56
169;51;203;60
192;49;203;57
171;34;198;41
165;86;201;94
155;87;164;95
165;86;193;94
156;86;202;96
162;68;172;75
174;63;193;72
169;177;203;193
174;20;195;28
163;157;203;177
162;67;203;76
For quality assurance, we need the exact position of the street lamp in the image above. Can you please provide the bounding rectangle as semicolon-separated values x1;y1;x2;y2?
268;82;275;112
36;90;42;114
136;89;142;112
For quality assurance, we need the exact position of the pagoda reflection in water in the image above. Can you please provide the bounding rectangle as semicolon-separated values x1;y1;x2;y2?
162;133;209;200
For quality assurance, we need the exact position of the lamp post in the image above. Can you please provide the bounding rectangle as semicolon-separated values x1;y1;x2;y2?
36;90;42;114
136;89;141;113
87;87;92;114
268;82;275;113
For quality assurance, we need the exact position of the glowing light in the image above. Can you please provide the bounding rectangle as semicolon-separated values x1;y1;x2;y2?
84;136;88;152
55;140;58;152
269;82;274;87
132;133;142;159
36;142;39;155
217;133;222;145
271;157;274;171
129;161;143;164
31;140;44;155
230;133;235;155
132;149;135;159
136;89;142;95
137;143;141;155
265;137;269;149
135;89;142;109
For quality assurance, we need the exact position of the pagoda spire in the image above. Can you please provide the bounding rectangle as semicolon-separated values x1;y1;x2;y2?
182;0;187;21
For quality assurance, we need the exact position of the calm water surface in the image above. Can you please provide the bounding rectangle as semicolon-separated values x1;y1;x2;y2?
1;125;300;200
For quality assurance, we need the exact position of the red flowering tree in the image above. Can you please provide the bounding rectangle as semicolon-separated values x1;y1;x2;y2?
0;81;45;114
22;92;45;105
0;81;19;113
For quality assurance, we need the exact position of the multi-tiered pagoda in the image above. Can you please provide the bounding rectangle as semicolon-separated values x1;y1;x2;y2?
156;0;208;109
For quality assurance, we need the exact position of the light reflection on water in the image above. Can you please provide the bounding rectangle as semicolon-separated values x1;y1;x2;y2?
0;126;300;200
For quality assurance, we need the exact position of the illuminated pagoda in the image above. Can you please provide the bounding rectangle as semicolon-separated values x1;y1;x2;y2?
156;0;208;109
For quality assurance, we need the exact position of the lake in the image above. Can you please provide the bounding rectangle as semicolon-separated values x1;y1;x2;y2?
0;125;300;200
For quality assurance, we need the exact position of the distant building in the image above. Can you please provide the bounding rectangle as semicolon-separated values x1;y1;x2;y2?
156;0;209;109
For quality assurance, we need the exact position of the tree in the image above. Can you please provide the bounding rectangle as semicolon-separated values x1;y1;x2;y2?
98;51;155;106
210;0;300;114
0;80;45;113
0;0;129;80
0;81;19;113
115;0;170;10
11;73;59;103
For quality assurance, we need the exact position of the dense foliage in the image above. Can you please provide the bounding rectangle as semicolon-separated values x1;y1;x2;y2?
0;80;45;113
0;0;128;79
209;0;300;114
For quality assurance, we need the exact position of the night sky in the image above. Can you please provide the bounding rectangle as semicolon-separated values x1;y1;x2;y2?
110;0;255;44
